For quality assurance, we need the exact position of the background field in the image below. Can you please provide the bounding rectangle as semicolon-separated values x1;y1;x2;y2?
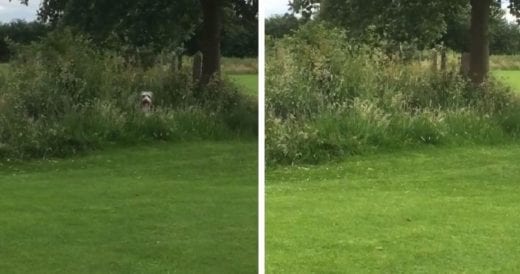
230;74;258;96
1;141;258;273
492;70;520;93
267;144;520;273
222;57;258;75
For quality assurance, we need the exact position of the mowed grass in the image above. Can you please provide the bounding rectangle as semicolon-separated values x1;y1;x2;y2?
267;145;520;273
0;141;257;273
492;70;520;93
230;74;258;96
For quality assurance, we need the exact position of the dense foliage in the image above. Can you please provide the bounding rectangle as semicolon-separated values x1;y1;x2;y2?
289;0;520;84
266;14;302;39
30;0;257;57
0;20;49;62
0;31;257;160
266;24;520;165
4;0;257;61
288;0;520;54
221;0;258;57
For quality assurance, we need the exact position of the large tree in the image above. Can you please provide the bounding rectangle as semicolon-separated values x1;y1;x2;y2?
468;0;520;83
290;0;520;84
293;0;466;50
469;0;492;84
200;0;224;85
203;0;257;83
198;0;257;85
440;4;507;54
12;0;257;86
37;0;199;52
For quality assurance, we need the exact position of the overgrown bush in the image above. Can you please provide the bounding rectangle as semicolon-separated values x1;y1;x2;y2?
0;30;257;160
266;23;520;165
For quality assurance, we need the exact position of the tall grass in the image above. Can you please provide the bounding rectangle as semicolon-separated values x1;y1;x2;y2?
0;30;257;160
0;63;7;86
222;57;258;75
490;55;520;70
266;23;520;165
173;56;257;75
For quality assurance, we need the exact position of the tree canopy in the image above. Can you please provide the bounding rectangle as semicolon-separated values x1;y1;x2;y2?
289;0;520;83
0;20;49;62
291;0;470;49
9;0;257;57
9;0;257;85
266;14;301;38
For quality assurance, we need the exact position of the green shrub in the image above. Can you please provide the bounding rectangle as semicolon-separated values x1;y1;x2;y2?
266;23;520;165
0;30;257;160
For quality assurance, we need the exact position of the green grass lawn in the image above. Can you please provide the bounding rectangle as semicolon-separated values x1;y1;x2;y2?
230;74;258;96
492;70;520;93
267;145;520;273
0;141;257;273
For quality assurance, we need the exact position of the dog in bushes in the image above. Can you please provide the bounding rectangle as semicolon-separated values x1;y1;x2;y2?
139;91;154;113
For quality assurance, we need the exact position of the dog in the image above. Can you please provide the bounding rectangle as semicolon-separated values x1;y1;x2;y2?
139;91;153;113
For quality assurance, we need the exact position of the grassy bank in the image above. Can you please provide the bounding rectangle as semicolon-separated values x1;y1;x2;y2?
0;141;257;273
267;144;520;273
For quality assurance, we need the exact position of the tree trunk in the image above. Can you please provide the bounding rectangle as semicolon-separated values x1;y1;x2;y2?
469;0;491;84
177;54;183;71
200;0;223;86
460;52;471;75
431;49;438;72
440;46;447;71
192;51;203;82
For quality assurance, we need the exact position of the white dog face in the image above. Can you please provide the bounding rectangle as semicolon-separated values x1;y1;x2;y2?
140;91;153;112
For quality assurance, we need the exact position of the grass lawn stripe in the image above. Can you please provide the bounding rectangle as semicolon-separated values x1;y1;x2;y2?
1;141;258;273
268;144;520;273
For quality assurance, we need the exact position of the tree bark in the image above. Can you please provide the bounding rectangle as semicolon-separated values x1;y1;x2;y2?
192;51;203;82
440;46;447;71
469;0;491;84
200;0;223;86
177;54;183;71
460;52;471;75
431;49;438;72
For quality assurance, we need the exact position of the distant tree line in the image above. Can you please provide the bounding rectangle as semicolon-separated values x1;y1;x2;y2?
0;20;49;62
266;8;520;55
282;0;520;84
1;0;257;63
